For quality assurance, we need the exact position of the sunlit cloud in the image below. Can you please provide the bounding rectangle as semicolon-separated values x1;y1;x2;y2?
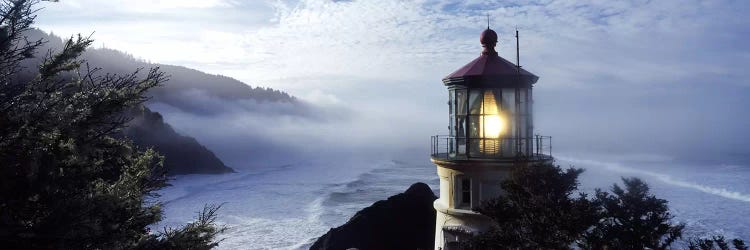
36;0;750;90
47;0;236;12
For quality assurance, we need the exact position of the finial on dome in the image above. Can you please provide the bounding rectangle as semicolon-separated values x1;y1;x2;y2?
480;28;498;55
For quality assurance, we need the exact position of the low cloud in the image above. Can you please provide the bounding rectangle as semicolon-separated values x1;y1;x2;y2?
36;0;750;166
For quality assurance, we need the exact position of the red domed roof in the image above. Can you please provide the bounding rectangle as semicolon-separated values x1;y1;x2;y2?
480;28;498;50
443;29;538;88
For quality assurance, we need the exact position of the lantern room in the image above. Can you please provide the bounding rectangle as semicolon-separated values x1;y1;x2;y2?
431;26;553;250
431;28;551;160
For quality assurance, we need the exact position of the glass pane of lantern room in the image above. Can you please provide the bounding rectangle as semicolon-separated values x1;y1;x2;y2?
518;88;528;155
467;89;482;156
526;88;534;154
456;89;467;115
501;88;516;135
449;90;454;136
455;89;467;155
481;89;502;156
501;89;516;156
457;115;467;155
448;90;455;156
468;114;480;156
468;89;482;115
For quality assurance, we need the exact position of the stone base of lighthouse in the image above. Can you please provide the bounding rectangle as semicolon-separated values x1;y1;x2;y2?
431;158;548;250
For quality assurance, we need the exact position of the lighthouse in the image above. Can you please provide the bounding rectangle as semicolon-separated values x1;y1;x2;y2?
430;27;552;250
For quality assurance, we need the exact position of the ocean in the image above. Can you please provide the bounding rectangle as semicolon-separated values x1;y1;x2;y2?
155;154;750;249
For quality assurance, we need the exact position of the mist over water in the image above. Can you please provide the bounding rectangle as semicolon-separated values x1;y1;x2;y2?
537;83;750;166
150;78;750;247
157;151;750;249
151;72;750;249
563;156;750;203
157;158;438;249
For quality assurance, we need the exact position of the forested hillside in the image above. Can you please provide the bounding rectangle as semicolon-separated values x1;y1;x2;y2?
8;29;305;175
19;29;297;115
124;107;234;175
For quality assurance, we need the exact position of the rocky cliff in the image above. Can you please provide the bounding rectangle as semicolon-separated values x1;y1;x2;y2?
311;182;437;250
123;107;234;175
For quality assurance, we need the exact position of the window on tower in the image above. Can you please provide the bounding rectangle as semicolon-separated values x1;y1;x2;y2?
461;177;471;206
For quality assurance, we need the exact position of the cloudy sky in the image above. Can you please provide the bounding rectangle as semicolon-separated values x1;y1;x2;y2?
34;0;750;164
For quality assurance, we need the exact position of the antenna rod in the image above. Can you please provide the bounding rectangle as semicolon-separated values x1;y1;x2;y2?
515;29;521;71
487;14;490;28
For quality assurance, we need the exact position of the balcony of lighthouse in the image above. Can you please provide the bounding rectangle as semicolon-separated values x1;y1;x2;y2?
430;135;552;163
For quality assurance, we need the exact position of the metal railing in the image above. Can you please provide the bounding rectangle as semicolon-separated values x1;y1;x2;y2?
431;135;552;161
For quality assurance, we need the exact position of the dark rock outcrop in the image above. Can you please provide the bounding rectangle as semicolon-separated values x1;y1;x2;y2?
311;182;437;250
123;107;234;175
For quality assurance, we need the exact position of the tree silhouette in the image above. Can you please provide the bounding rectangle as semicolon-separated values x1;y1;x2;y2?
0;0;224;248
466;162;689;250
687;235;748;250
580;177;684;249
465;163;597;249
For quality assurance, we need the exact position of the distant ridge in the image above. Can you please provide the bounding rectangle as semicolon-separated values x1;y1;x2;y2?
124;107;234;175
21;29;297;115
14;29;306;175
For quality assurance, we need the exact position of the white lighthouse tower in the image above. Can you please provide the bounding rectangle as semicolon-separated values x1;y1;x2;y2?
430;27;552;250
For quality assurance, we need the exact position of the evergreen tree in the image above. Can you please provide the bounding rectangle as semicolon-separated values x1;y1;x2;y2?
687;235;748;250
580;178;685;249
465;163;598;249
0;0;224;248
466;162;688;250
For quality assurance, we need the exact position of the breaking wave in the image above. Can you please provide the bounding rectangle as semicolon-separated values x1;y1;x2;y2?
560;156;750;203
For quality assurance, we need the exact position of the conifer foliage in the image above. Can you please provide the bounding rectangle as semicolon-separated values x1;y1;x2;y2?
581;177;684;249
0;0;224;248
465;162;689;249
688;235;748;250
466;165;597;249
